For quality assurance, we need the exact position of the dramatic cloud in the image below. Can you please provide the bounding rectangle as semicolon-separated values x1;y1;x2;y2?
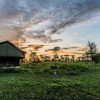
26;32;62;43
0;0;100;46
27;44;44;51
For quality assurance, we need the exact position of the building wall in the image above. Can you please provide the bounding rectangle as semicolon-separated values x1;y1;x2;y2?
0;57;20;67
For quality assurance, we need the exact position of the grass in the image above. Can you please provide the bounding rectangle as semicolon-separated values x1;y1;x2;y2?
0;62;100;100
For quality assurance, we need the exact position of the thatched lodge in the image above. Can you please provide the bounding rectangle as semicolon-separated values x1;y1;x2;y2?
0;41;25;67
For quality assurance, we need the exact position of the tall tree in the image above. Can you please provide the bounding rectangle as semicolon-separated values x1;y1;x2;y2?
71;55;75;63
86;41;97;61
53;47;60;66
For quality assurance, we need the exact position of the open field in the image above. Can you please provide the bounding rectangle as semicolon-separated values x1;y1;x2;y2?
0;62;100;100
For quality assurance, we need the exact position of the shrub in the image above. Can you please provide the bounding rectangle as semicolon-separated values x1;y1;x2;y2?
59;64;89;75
42;64;90;76
93;53;100;63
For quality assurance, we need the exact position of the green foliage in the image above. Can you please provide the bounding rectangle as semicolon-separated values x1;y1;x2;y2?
42;63;90;76
45;83;99;100
58;64;90;75
0;62;100;100
93;53;100;63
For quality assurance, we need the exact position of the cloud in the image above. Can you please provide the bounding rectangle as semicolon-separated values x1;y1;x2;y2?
0;0;100;46
27;44;44;51
26;32;62;43
72;32;80;35
62;47;79;50
20;44;45;53
11;38;26;46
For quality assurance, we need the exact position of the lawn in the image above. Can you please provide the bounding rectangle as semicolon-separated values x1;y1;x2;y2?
0;62;100;100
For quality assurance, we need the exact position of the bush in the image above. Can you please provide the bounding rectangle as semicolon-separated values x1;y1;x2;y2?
93;53;100;63
58;64;89;75
42;64;90;76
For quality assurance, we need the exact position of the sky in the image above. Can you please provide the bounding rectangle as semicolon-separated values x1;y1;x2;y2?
0;0;100;56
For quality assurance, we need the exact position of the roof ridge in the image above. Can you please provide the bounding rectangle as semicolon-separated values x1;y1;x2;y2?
0;41;25;54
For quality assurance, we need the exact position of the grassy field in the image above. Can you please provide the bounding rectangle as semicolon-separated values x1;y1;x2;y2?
0;62;100;100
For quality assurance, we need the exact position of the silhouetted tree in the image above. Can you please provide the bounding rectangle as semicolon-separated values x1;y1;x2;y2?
53;47;60;66
71;55;75;63
64;55;70;63
29;51;40;63
60;55;65;62
86;41;97;61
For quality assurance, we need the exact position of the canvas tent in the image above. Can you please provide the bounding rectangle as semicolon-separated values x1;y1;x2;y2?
0;41;25;67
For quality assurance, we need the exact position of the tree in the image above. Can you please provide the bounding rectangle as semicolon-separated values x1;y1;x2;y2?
86;41;97;61
43;56;51;62
71;55;75;63
29;51;40;63
64;55;70;63
53;47;60;66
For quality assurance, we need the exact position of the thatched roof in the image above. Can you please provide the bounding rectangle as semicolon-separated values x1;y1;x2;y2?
0;41;25;58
